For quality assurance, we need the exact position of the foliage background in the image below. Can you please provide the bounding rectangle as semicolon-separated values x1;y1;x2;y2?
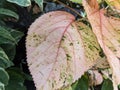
0;0;120;90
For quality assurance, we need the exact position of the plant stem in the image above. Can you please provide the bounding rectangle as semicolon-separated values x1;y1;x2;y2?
55;0;82;18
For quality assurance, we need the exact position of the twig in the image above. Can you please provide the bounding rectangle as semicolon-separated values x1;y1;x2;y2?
55;0;82;18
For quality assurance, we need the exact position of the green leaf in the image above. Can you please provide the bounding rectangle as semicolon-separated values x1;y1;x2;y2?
0;47;13;68
0;8;19;20
0;27;24;61
101;79;113;90
0;0;6;7
0;21;5;26
5;68;27;90
7;67;32;81
5;80;26;90
0;26;16;44
0;82;5;90
7;0;31;7
34;0;43;10
23;73;32;81
118;84;120;89
72;74;89;90
0;67;9;85
0;26;24;43
0;43;16;61
70;0;82;4
9;29;24;43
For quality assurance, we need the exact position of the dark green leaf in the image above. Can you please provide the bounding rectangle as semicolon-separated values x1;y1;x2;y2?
23;73;32;81
0;43;16;61
5;82;26;90
0;82;5;90
0;21;5;26
72;74;89;90
9;29;24;43
0;67;9;85
0;26;24;61
7;67;32;83
8;68;32;82
0;8;19;20
7;0;31;7
118;84;120;89
6;68;27;90
101;79;113;90
0;26;24;43
0;0;6;7
34;0;43;10
0;47;13;68
7;68;25;82
0;26;16;44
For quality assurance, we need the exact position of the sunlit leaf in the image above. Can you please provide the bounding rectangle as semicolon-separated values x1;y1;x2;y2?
7;0;31;7
82;0;120;89
0;8;19;20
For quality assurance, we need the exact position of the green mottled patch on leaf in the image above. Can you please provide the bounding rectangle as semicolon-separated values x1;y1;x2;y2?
76;21;101;64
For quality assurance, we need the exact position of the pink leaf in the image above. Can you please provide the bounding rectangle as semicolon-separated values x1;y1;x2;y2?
26;11;101;90
82;0;120;89
26;11;83;90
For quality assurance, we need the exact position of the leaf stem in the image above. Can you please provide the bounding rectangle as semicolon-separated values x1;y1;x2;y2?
55;0;82;18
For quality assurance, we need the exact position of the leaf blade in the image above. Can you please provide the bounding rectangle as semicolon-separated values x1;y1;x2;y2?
0;47;13;68
26;11;102;90
26;11;87;90
34;0;43;10
82;0;120;89
101;79;113;90
7;0;31;7
0;8;19;20
0;26;16;44
0;82;5;90
0;67;9;85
